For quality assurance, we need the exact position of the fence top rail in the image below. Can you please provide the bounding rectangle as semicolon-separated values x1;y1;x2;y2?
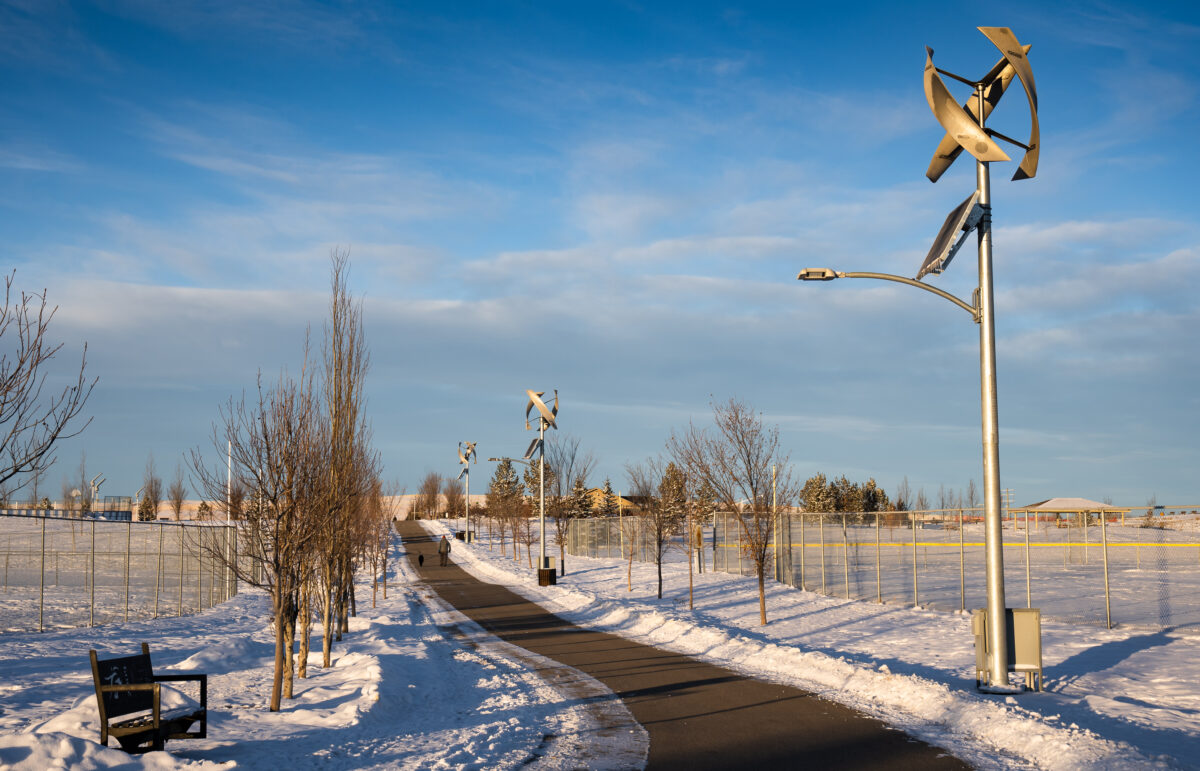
0;512;235;528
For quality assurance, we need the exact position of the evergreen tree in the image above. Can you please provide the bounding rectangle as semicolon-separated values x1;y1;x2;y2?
569;477;593;519
598;478;619;518
694;479;717;524
861;478;889;513
799;473;834;513
488;458;524;553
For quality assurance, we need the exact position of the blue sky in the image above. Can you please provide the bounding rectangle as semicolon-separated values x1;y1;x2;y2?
3;0;1198;507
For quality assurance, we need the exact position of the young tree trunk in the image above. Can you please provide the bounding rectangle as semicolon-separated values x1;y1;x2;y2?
283;609;296;699
757;566;767;625
381;539;388;599
270;586;286;712
298;578;310;679
559;542;566;576
686;512;694;610
626;525;634;592
321;581;334;668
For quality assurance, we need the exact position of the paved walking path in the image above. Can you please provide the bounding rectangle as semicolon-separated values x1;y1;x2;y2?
398;521;969;770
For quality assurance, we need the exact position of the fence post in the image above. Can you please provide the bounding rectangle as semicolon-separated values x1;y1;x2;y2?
155;521;163;618
232;525;238;597
1025;507;1032;608
123;519;131;622
39;515;45;632
197;527;203;610
842;513;850;599
178;524;184;616
1100;511;1112;628
959;509;966;612
1083;511;1089;566
819;514;826;595
90;519;95;627
911;512;919;608
875;513;881;603
799;514;806;590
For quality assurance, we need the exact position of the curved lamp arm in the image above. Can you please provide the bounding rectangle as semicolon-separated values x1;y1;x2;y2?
798;268;979;322
488;456;532;467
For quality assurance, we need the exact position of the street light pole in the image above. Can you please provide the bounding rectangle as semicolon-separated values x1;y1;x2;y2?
458;442;477;541
539;418;547;569
524;389;558;574
973;84;1009;688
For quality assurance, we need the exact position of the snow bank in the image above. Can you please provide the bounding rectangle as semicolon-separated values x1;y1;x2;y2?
0;534;641;770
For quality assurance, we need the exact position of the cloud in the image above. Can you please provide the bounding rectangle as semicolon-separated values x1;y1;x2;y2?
0;145;82;173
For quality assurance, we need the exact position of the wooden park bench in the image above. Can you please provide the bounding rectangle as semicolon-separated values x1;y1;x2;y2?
89;643;207;753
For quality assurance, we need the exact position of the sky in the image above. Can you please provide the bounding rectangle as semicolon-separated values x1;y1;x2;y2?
2;0;1198;508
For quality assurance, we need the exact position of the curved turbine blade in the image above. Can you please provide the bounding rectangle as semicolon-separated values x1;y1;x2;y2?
458;441;476;465
525;389;558;430
926;44;1031;182
923;47;1010;166
978;27;1039;180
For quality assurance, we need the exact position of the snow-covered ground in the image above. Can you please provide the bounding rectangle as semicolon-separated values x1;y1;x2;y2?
4;516;1197;770
0;535;647;770
433;518;1199;770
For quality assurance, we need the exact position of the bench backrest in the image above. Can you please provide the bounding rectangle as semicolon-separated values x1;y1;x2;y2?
90;643;155;719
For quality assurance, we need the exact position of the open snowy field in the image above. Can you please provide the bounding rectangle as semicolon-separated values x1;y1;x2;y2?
0;535;647;770
432;518;1200;770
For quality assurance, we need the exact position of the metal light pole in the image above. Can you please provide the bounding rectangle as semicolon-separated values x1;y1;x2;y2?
797;27;1038;690
525;390;558;572
458;441;477;540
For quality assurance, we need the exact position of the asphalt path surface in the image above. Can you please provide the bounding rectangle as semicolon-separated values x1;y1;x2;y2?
399;521;970;770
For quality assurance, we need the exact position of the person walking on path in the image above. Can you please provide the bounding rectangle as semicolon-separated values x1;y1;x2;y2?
438;534;452;567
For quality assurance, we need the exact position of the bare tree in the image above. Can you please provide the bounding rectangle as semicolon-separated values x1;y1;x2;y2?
314;251;379;668
60;477;76;514
0;271;96;493
415;472;444;520
167;463;187;521
522;463;555;568
75;452;92;515
625;458;687;599
545;434;596;498
965;479;979;514
443;475;464;524
227;481;245;521
668;398;796;625
25;466;43;507
142;456;162;521
191;366;325;712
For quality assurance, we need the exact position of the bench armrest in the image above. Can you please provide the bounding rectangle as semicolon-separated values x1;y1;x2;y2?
97;682;162;729
154;673;207;709
98;682;158;692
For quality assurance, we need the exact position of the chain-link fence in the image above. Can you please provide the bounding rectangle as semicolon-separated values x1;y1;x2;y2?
0;513;239;634
567;509;1200;630
567;515;655;562
767;509;1200;630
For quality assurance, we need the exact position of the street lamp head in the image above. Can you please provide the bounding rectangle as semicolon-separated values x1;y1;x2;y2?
486;457;502;462
797;268;839;281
